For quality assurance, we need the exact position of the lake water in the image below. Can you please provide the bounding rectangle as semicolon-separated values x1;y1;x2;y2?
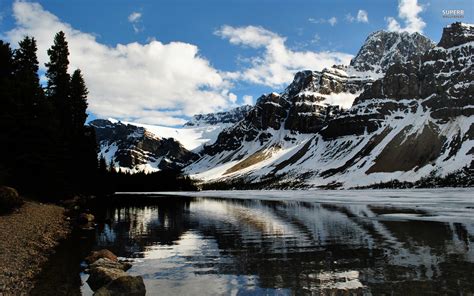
31;190;474;295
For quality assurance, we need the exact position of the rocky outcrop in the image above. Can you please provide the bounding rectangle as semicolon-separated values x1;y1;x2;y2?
77;212;95;224
197;29;434;159
89;258;132;272
350;30;434;73
0;186;23;214
185;105;252;127
85;249;145;295
87;266;128;291
94;276;146;296
324;22;473;139
283;69;364;133
187;23;474;188
438;22;474;48
91;119;198;172
201;69;365;156
85;249;118;264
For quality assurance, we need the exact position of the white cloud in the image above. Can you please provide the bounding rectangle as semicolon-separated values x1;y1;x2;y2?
242;95;253;105
215;25;352;87
128;11;143;33
128;12;141;23
308;17;338;26
6;1;235;126
345;14;355;23
346;10;369;23
215;25;279;48
357;10;369;23
311;34;320;44
228;92;237;103
386;0;426;33
308;17;324;24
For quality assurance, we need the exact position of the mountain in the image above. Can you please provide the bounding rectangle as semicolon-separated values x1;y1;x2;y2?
90;119;198;172
350;30;435;73
185;23;473;188
90;105;252;172
185;105;252;127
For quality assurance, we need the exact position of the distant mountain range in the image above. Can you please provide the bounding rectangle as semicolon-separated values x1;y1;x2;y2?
90;22;474;188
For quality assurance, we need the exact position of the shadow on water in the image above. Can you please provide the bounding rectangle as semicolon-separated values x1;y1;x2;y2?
31;194;474;295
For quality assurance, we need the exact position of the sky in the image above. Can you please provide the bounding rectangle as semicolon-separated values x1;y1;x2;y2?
0;0;472;126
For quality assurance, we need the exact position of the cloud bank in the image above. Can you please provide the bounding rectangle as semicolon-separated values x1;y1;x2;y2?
4;2;354;125
387;0;426;33
215;25;352;87
346;10;369;23
6;1;238;125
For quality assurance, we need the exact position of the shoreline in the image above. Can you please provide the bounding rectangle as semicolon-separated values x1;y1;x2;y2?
0;201;71;295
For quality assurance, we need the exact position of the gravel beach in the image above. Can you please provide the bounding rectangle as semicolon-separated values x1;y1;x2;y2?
0;201;70;296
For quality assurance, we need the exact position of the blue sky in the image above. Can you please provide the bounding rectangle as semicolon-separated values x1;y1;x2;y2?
0;0;472;125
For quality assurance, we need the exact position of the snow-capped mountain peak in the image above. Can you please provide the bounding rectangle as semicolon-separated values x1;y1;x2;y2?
349;30;434;73
90;106;254;172
185;105;252;127
185;23;473;188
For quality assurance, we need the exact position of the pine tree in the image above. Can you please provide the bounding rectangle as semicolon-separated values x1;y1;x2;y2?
14;36;44;121
109;160;116;173
45;31;71;131
0;41;14;79
70;69;88;134
10;37;51;191
0;41;15;184
98;155;107;174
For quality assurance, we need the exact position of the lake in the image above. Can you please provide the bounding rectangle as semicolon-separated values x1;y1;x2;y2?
31;189;474;295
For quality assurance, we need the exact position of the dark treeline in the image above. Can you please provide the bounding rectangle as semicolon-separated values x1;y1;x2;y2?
0;32;97;198
0;32;196;200
97;159;197;193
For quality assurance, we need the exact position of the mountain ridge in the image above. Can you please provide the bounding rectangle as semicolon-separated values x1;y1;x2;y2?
186;22;473;188
91;23;473;188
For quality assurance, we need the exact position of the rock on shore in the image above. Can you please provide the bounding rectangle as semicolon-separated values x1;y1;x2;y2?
85;249;145;295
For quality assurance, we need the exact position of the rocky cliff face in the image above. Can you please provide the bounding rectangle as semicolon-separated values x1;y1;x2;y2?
185;105;252;127
186;23;473;188
350;30;434;73
90;105;255;172
199;29;433;156
90;119;198;172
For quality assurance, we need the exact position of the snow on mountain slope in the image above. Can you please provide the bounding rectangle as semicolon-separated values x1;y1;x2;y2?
91;106;252;172
118;105;252;152
91;119;198;173
120;121;227;152
350;30;435;73
185;23;473;188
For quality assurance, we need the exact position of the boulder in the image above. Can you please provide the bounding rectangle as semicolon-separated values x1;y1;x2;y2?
86;266;127;291
0;186;23;214
77;213;95;224
93;276;146;296
89;258;132;272
85;249;118;264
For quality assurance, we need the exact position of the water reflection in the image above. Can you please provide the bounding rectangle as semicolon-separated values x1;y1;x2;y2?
86;196;474;295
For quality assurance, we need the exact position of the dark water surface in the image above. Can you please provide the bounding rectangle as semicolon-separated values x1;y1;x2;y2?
32;194;474;295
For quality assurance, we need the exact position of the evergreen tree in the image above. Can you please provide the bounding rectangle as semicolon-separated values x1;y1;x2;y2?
98;155;107;174
70;69;88;134
13;36;43;120
109;160;116;173
0;41;15;184
11;37;50;192
45;31;71;131
0;41;14;79
1;33;100;197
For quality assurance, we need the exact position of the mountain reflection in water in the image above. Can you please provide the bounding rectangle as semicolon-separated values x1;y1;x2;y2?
73;195;474;295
